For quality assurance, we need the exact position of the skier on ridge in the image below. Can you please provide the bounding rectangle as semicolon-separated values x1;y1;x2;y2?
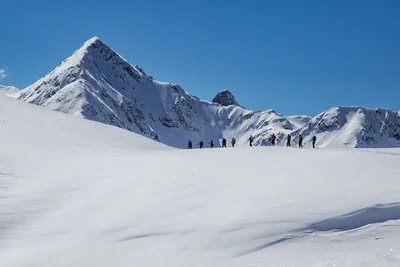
231;137;236;147
311;135;317;149
221;138;227;148
188;140;193;149
286;134;291;147
248;135;254;147
298;134;303;148
210;140;214;148
198;141;204;149
270;134;276;145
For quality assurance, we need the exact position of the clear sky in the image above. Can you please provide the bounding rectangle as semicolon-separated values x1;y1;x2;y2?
1;0;399;115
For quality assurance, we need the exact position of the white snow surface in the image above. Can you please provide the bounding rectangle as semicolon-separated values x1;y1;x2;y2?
0;85;19;97
1;95;400;267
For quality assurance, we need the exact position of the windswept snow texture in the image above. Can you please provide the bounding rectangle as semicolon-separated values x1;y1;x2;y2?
0;85;19;97
1;95;400;267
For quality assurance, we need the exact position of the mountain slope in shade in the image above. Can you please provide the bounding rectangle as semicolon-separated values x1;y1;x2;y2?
212;90;243;108
293;106;400;148
0;85;19;97
17;37;297;148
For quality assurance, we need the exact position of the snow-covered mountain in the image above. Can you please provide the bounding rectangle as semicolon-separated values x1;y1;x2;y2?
17;37;400;148
17;37;298;148
0;85;19;97
292;106;400;148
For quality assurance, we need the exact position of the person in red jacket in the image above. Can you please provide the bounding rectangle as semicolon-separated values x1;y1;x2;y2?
270;134;276;145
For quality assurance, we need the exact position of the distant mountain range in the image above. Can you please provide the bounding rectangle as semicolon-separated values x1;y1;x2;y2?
5;37;399;148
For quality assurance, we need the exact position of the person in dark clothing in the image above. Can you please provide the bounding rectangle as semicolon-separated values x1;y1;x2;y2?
248;135;254;147
210;140;214;148
198;141;204;149
286;134;291;147
188;140;193;149
231;137;236;147
298;134;303;148
311;135;317;148
221;138;227;148
270;134;276;145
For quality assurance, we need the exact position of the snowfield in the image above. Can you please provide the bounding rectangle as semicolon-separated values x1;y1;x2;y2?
1;95;400;267
0;85;19;97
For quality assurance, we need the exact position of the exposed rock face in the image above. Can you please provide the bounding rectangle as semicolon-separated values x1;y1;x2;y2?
212;90;242;108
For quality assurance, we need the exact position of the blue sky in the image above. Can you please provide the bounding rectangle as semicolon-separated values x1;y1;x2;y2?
1;0;399;115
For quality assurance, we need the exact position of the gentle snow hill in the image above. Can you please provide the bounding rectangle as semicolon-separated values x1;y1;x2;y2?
16;37;302;148
0;85;19;97
1;95;400;267
293;106;400;148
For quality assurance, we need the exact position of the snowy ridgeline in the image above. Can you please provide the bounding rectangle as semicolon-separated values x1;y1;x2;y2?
12;37;400;148
0;85;19;97
1;95;400;267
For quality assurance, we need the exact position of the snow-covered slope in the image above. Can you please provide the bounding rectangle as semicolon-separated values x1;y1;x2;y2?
0;85;19;97
293;106;400;148
16;37;299;148
1;94;400;267
287;115;312;129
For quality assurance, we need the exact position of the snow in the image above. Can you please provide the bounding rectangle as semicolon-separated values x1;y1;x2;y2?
294;106;400;148
1;95;400;267
287;115;312;129
0;85;19;97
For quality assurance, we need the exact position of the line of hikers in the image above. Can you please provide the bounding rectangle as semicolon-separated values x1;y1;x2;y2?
187;134;317;149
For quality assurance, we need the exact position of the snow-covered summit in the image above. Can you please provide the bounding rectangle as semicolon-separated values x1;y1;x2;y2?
212;90;242;107
0;85;19;97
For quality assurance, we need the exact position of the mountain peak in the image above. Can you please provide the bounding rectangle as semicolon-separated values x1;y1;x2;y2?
84;36;102;45
212;90;242;107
